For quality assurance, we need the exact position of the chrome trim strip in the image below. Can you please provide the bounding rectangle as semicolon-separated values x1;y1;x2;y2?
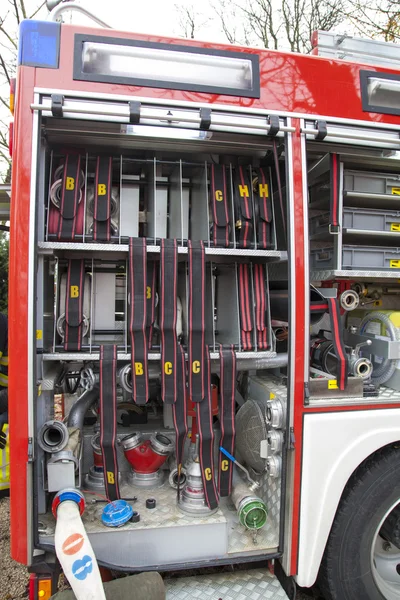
300;120;310;384
33;87;400;131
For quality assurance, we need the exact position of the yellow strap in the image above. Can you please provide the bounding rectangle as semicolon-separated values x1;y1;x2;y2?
0;426;10;490
0;355;8;366
0;374;8;386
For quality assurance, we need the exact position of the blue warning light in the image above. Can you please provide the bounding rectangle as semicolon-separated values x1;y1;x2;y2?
18;20;60;69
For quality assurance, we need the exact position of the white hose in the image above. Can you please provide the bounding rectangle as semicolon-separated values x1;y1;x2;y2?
54;500;106;600
360;312;400;385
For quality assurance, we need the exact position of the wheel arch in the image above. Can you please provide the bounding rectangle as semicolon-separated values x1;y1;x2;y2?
295;408;400;588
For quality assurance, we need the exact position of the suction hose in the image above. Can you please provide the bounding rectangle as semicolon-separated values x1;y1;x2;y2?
52;489;106;600
67;387;99;431
360;312;400;385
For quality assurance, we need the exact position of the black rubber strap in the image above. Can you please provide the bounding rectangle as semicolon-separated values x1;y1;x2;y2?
64;259;85;351
238;263;254;351
173;344;188;500
254;264;269;350
330;154;340;233
146;260;157;350
99;345;120;501
160;239;178;404
310;300;329;313
198;346;218;510
254;168;273;249
93;156;112;241
57;155;81;241
218;346;236;497
327;297;348;390
272;139;286;242
188;240;206;403
210;164;230;247
129;238;148;405
234;167;253;248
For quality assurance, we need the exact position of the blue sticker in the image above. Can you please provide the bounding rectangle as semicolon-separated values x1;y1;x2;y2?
72;555;93;581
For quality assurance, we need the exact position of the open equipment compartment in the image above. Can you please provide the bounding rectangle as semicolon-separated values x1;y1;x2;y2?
307;134;400;401
34;100;291;570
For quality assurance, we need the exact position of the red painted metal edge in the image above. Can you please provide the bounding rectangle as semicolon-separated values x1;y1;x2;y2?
9;66;35;564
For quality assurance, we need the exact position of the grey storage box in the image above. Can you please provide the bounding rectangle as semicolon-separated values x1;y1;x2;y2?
344;170;400;196
310;207;400;236
310;245;400;270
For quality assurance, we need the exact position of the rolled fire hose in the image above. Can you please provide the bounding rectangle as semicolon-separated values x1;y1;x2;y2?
360;312;400;385
52;489;106;600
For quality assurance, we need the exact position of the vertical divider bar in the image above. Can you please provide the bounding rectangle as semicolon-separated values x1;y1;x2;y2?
45;150;53;241
153;157;157;245
249;262;257;351
210;261;216;353
125;258;128;354
119;154;122;245
269;165;278;251
234;263;242;351
265;265;273;351
179;159;184;246
229;164;236;248
204;161;211;248
249;165;257;250
83;152;88;243
336;161;344;270
52;257;59;353
89;258;94;354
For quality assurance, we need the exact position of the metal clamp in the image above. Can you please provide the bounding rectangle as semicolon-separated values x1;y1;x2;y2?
267;115;280;137
51;94;64;118
199;108;211;130
314;120;328;141
129;101;141;125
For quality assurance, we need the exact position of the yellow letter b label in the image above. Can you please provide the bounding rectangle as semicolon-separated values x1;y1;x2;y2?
98;183;107;196
107;471;115;484
70;285;79;298
65;177;75;190
135;362;144;375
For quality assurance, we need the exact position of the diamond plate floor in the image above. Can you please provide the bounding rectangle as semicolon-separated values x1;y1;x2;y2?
165;569;289;599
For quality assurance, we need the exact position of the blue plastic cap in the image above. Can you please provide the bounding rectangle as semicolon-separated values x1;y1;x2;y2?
102;500;134;528
18;20;60;69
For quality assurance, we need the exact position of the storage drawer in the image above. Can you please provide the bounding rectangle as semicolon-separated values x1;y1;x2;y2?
310;207;400;235
344;169;400;196
310;245;400;270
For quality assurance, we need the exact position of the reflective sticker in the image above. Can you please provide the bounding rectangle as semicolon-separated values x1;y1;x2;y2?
36;329;43;340
392;187;400;196
390;260;400;268
62;533;84;556
72;555;93;581
269;392;275;399
328;380;338;389
390;223;400;232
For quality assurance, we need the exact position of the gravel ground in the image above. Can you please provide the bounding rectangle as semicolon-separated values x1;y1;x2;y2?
0;497;29;600
0;496;323;600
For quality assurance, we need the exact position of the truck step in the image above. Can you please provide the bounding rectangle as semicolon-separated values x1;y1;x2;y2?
165;568;289;599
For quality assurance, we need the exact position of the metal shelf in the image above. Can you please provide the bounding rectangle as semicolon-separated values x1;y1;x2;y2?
42;350;277;361
311;228;400;245
311;268;400;281
38;241;286;261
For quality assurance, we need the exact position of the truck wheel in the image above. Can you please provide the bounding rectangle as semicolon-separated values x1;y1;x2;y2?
319;445;400;600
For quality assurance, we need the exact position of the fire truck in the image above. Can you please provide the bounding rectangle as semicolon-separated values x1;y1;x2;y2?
8;3;400;598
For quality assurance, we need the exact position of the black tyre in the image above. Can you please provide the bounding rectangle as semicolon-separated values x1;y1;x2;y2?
319;445;400;600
